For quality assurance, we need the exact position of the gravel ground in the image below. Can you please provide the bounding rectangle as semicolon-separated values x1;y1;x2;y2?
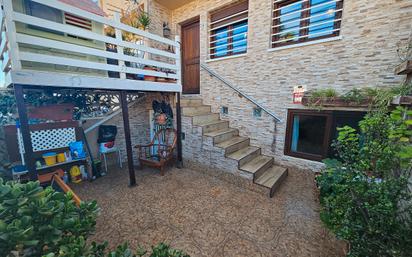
74;166;345;257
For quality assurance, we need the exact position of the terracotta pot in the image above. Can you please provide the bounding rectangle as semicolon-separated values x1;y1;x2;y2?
156;77;169;83
301;96;371;108
144;66;157;81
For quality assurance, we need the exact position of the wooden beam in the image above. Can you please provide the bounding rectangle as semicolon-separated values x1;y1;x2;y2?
120;91;137;187
13;84;37;181
176;92;183;168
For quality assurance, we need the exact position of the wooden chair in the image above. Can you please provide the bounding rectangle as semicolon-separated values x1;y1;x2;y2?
135;128;177;175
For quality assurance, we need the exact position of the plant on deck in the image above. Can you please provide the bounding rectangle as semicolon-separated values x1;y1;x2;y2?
0;179;189;257
317;105;412;257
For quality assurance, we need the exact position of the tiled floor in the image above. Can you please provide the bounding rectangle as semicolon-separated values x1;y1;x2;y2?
74;166;345;257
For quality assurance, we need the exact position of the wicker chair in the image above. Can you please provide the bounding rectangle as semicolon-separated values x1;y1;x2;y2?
135;128;177;175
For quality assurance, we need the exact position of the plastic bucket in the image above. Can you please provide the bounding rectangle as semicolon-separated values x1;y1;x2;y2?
43;152;57;166
57;153;66;163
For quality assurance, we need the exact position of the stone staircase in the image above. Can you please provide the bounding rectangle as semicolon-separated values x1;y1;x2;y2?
181;98;288;198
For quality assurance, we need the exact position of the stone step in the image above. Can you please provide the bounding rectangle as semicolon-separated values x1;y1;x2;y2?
226;146;261;168
192;113;220;125
201;120;229;133
204;128;239;144
254;166;288;198
180;98;203;107
216;136;250;155
182;106;211;116
240;155;274;178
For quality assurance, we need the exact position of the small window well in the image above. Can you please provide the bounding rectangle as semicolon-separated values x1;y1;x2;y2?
221;106;229;115
253;107;262;118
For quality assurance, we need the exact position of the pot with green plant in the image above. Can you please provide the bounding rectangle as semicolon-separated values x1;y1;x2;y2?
144;65;158;81
302;88;377;108
302;88;338;107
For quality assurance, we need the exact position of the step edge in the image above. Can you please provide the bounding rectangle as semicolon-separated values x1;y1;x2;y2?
204;127;238;137
255;167;288;189
226;146;260;161
239;155;273;174
216;136;249;149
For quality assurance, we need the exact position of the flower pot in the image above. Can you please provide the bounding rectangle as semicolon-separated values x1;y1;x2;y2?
156;77;169;83
301;96;371;108
144;66;157;82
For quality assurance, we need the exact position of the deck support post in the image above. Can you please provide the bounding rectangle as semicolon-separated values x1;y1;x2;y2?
14;84;37;181
120;91;137;187
176;92;183;168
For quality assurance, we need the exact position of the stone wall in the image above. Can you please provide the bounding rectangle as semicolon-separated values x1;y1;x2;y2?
84;92;176;167
144;0;412;170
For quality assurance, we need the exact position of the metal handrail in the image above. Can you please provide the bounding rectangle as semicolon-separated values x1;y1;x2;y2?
200;63;282;123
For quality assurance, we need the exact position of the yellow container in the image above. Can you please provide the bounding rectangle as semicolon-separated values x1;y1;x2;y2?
57;153;66;163
42;152;57;166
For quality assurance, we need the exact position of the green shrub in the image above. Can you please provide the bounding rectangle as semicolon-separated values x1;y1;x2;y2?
0;179;99;256
317;107;412;257
0;179;189;257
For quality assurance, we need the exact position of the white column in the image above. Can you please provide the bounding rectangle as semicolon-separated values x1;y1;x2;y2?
114;12;126;79
175;35;182;89
2;0;22;70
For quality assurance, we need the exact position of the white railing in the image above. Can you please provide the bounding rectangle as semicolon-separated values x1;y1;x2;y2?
0;1;11;77
271;0;343;46
0;0;182;91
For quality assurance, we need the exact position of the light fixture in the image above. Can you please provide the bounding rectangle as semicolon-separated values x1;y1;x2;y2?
163;22;171;38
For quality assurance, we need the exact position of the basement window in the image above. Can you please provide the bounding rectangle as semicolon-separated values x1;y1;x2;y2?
221;106;229;115
209;1;248;59
271;0;344;48
253;107;262;118
284;109;365;161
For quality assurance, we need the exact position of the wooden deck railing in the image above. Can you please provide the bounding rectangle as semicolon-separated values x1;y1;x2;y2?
0;0;182;92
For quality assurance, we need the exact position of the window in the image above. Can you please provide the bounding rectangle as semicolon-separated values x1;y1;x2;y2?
24;0;64;35
64;13;92;31
285;109;364;161
64;13;93;40
271;0;343;48
209;1;248;59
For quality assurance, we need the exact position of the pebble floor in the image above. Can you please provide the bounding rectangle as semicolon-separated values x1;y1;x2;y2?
74;167;345;257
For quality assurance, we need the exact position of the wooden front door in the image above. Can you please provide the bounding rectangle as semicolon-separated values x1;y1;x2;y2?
181;17;200;94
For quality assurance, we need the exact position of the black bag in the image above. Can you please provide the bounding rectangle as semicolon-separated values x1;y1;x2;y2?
97;125;117;143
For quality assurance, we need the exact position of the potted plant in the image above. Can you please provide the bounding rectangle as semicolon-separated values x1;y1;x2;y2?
144;65;157;81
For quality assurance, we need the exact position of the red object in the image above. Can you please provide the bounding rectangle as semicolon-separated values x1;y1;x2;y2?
28;103;74;121
59;0;106;17
292;92;304;104
104;141;115;148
